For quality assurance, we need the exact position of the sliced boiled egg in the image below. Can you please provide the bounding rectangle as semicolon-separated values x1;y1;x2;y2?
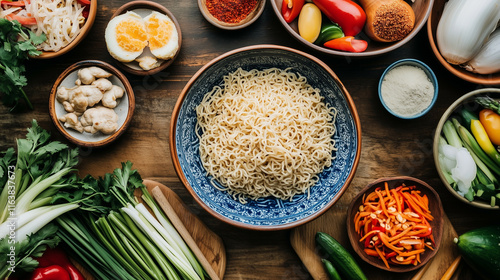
144;11;179;60
105;11;148;62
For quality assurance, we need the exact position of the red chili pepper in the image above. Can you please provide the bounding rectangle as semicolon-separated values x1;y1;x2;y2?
281;0;305;23
415;227;432;238
1;1;25;6
30;265;71;280
312;0;366;36
82;5;89;18
372;226;386;233
386;251;397;258
76;0;90;5
35;247;85;280
5;13;37;25
324;36;368;53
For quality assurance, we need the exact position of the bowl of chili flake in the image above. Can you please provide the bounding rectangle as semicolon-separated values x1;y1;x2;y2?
198;0;266;30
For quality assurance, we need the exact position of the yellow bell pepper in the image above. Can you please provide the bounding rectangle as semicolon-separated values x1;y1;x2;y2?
470;119;500;166
298;3;322;43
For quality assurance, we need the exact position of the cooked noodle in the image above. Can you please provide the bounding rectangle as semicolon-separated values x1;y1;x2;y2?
195;68;337;203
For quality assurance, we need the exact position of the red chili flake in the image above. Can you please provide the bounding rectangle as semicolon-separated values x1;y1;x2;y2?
206;0;258;24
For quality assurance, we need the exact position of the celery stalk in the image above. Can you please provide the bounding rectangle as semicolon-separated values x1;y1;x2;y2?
454;119;500;177
443;120;463;148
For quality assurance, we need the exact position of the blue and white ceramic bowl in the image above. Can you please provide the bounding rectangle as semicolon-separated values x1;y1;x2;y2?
170;45;361;230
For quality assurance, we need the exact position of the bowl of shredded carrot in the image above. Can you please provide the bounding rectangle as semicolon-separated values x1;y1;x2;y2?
347;176;444;272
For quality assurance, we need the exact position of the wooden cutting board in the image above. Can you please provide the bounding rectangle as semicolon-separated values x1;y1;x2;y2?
74;179;226;280
290;205;460;280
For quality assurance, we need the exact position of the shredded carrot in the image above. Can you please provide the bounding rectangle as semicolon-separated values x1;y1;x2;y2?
359;229;382;242
354;182;435;269
375;243;390;269
388;226;413;242
397;249;425;257
364;248;378;256
385;182;392;200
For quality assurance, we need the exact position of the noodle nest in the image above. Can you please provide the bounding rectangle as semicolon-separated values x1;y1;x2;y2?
195;68;337;203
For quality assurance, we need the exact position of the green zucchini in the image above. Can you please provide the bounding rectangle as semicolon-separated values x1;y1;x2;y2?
316;232;367;280
321;259;342;280
458;107;479;129
454;225;500;280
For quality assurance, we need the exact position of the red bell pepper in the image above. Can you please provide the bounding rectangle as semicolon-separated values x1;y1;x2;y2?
76;0;90;6
415;227;432;238
281;0;305;23
34;247;85;280
324;36;368;53
5;13;36;25
312;0;366;36
30;265;71;280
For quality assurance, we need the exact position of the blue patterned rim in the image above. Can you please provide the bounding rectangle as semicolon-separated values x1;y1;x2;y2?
171;45;361;230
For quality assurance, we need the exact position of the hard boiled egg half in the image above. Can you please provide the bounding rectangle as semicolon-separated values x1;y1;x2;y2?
105;10;179;66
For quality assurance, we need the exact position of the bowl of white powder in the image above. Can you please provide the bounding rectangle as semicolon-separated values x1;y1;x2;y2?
378;59;438;119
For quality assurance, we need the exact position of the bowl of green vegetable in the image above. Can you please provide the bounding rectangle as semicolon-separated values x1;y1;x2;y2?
434;88;500;209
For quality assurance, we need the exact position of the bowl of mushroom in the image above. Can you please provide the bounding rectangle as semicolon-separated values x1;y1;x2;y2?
49;60;135;147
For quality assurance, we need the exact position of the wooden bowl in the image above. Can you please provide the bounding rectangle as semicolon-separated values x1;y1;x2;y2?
34;0;97;59
198;0;266;30
346;177;444;272
108;0;182;76
433;88;500;209
48;60;135;147
427;0;500;85
270;0;433;57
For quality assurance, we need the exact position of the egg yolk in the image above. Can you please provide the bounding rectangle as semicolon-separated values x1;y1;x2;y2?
115;19;148;52
145;15;174;50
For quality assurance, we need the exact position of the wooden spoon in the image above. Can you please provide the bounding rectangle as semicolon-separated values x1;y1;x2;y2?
359;0;415;42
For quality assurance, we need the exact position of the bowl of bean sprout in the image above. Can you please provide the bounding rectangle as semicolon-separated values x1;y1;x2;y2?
0;0;97;59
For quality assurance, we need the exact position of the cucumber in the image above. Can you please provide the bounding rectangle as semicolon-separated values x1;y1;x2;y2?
459;107;479;129
321;259;342;280
454;225;500;280
316;232;367;280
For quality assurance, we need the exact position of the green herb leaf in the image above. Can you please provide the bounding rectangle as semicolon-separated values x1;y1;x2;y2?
0;18;45;111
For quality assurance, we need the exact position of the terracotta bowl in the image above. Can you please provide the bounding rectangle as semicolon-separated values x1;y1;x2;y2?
171;45;361;230
34;0;97;59
346;177;444;272
433;88;500;209
108;0;182;76
427;0;500;85
198;0;266;30
270;0;433;57
48;60;135;147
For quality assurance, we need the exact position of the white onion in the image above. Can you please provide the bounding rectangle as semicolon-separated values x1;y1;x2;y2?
463;28;500;74
436;0;500;65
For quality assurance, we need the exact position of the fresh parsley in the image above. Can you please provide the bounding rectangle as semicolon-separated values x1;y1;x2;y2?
0;18;46;112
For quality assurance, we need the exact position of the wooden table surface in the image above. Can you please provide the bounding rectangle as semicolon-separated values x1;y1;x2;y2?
2;1;500;279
